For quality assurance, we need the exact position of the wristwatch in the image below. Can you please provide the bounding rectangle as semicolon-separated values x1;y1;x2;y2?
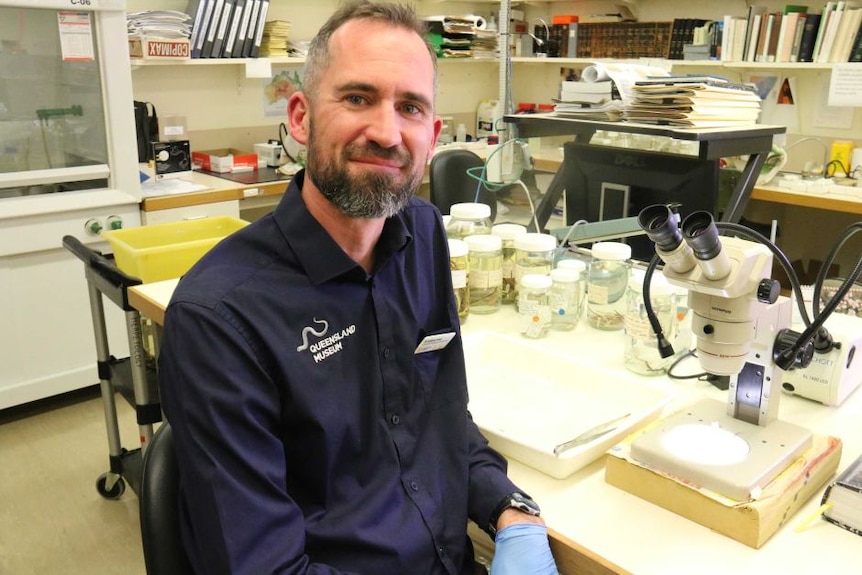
488;492;541;535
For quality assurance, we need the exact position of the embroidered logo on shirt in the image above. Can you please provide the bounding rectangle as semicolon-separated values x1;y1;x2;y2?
296;318;357;363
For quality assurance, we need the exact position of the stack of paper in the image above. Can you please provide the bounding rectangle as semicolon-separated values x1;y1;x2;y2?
625;77;761;127
259;20;291;57
553;79;623;120
127;10;192;39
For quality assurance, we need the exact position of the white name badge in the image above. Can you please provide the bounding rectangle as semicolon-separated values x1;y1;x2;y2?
414;332;456;354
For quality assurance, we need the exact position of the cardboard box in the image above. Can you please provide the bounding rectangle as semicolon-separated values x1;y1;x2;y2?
192;148;258;173
605;430;842;548
129;37;191;60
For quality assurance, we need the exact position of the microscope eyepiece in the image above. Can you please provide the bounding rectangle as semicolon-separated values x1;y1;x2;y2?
682;211;723;261
639;204;684;253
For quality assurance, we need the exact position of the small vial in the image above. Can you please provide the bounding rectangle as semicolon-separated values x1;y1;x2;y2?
587;242;631;331
464;234;503;314
448;239;469;322
518;274;552;339
491;223;528;305
446;202;492;240
624;270;676;375
513;232;557;301
549;266;584;331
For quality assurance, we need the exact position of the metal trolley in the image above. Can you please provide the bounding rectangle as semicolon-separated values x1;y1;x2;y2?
63;235;161;499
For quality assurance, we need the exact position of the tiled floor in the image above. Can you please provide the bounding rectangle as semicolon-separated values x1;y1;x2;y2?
0;388;146;575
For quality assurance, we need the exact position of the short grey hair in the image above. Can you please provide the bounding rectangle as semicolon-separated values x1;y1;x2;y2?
302;1;438;101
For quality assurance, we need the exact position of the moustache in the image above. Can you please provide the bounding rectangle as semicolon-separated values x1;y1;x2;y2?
345;143;412;166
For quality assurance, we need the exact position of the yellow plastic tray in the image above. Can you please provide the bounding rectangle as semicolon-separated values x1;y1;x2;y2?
102;216;248;283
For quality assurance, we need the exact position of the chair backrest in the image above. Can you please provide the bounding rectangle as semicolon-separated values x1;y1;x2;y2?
429;149;497;221
140;422;193;575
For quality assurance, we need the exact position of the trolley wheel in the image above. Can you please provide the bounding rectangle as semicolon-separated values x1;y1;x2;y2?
96;472;126;500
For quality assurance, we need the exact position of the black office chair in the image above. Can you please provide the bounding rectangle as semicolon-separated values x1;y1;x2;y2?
140;422;193;575
429;148;497;221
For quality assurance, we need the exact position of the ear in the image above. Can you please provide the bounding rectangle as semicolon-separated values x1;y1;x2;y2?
287;92;310;145
427;115;443;162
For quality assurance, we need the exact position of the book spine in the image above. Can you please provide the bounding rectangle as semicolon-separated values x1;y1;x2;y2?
789;14;808;61
849;17;862;61
567;23;579;58
250;0;270;58
798;13;822;61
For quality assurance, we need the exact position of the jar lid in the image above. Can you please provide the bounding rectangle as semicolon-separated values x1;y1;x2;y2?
447;238;469;257
591;241;631;261
491;223;528;240
514;232;557;252
550;268;580;283
464;234;503;252
520;273;553;289
449;202;491;220
555;258;586;273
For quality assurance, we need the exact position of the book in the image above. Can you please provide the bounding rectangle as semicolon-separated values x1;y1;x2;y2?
756;12;774;61
812;2;835;61
200;0;225;57
209;0;236;58
766;12;784;61
186;0;211;59
231;0;254;57
743;6;766;61
239;0;260;57
850;15;862;60
789;13;808;61
775;12;800;61
223;0;246;58
817;1;847;62
821;452;862;536
745;13;763;61
567;22;579;58
830;6;862;61
797;12;822;60
250;0;270;58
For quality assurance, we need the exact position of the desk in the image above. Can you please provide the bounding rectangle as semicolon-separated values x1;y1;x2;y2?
506;115;785;231
751;183;862;215
128;281;862;575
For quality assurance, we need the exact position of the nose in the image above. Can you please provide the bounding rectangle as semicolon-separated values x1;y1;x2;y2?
364;104;403;149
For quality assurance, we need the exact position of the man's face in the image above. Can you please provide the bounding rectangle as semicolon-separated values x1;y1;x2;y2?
289;19;441;218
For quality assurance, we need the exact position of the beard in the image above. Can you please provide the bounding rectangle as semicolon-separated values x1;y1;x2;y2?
305;124;423;219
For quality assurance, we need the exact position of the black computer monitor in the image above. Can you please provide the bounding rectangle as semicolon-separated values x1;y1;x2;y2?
561;141;719;262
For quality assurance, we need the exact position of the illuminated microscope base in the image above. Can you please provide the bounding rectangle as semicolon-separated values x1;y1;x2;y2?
630;398;812;501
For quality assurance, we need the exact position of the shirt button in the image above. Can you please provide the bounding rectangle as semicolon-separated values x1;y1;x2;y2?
438;546;446;557
390;414;400;425
383;348;391;359
410;480;420;492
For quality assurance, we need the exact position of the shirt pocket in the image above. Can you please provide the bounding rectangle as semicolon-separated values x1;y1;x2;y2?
413;339;467;410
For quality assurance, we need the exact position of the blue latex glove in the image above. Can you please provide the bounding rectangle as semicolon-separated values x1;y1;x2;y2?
490;523;558;575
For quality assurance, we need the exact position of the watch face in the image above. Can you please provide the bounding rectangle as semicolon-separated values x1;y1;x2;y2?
511;493;541;515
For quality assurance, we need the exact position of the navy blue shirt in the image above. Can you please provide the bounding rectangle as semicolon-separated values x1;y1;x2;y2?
158;171;520;574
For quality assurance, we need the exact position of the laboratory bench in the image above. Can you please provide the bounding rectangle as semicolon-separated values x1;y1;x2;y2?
128;279;862;575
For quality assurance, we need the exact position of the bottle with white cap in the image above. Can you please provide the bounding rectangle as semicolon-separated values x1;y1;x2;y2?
587;241;631;330
446;202;492;240
550;260;586;330
513;232;557;301
464;234;503;314
518;274;552;339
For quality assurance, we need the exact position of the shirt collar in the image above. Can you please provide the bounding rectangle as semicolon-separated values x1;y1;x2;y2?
273;170;413;284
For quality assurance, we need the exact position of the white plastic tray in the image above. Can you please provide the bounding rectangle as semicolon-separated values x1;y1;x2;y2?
463;331;674;479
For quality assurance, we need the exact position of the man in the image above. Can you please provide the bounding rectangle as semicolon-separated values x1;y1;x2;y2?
158;2;558;573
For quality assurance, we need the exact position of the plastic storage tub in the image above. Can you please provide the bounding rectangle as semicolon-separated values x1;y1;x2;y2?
102;216;248;283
